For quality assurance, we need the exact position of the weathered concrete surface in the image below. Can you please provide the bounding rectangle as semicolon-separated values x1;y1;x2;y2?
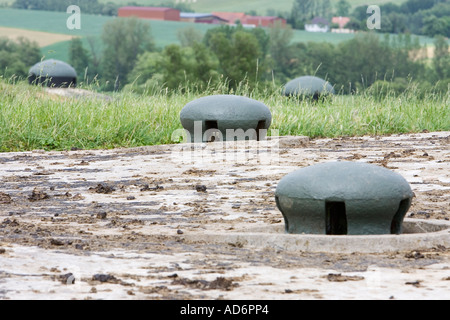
0;131;449;300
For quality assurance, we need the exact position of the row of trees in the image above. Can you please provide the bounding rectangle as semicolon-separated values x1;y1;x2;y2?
0;37;41;78
1;17;448;96
348;0;450;37
11;0;118;15
66;17;449;95
269;0;450;38
287;0;360;29
10;0;193;15
288;0;333;29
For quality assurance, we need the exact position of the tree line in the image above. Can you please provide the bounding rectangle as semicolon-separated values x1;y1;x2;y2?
11;0;118;15
0;37;41;79
66;18;449;95
349;0;450;37
10;0;193;16
284;0;450;38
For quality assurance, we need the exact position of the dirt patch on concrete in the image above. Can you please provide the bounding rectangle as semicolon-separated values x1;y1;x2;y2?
0;132;449;300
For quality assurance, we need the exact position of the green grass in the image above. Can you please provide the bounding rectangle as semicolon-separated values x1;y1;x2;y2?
0;78;448;152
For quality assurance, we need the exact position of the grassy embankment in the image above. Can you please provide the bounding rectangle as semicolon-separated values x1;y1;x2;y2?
0;78;448;152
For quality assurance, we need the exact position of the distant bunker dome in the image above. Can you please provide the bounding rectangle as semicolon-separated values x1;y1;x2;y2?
180;95;272;143
28;59;77;88
284;76;334;100
275;162;414;235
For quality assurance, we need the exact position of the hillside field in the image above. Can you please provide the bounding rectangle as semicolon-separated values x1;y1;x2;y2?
0;7;438;62
0;26;76;47
0;7;365;44
0;1;407;14
99;0;407;15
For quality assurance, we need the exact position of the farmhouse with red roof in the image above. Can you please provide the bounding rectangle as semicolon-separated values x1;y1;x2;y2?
118;6;180;21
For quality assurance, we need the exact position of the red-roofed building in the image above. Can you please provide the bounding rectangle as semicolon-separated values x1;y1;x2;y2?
244;16;286;27
118;6;180;21
332;16;350;28
211;12;286;28
331;16;354;33
180;13;228;24
212;12;247;25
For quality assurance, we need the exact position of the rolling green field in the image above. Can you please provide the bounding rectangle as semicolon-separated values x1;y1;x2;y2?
0;0;408;13
0;7;361;46
0;8;210;60
0;7;438;62
100;0;407;15
0;8;112;36
0;78;448;152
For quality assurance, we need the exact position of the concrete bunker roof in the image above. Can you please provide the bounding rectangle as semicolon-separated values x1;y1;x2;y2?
29;59;77;78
